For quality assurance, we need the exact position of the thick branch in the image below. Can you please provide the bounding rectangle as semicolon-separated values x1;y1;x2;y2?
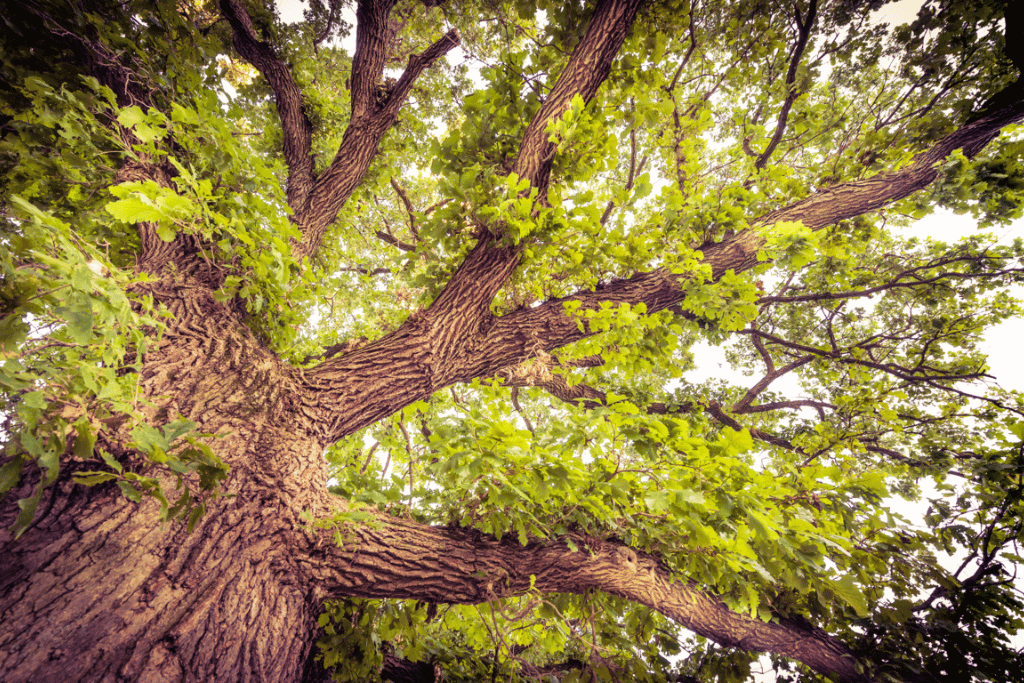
349;0;398;121
301;26;1024;445
221;0;315;210
301;0;645;439
510;0;644;193
310;520;871;683
296;26;460;258
405;0;646;340
471;86;1024;374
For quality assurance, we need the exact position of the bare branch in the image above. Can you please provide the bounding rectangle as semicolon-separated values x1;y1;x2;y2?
374;229;417;252
509;387;535;436
757;255;1019;304
600;123;648;226
733;355;814;412
390;176;420;240
313;0;344;49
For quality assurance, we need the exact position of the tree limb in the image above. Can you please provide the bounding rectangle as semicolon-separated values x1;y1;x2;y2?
471;85;1024;374
390;176;420;240
510;0;644;194
220;0;315;210
296;22;460;258
300;20;1024;446
754;0;818;170
310;519;872;683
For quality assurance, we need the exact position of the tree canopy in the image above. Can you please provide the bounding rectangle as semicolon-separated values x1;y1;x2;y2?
3;0;1024;682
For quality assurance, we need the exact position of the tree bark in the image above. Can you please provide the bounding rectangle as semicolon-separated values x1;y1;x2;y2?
1;281;335;682
5;2;1024;682
310;519;870;683
0;276;870;683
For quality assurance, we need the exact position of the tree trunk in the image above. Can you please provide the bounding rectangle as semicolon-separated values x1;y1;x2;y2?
0;279;331;682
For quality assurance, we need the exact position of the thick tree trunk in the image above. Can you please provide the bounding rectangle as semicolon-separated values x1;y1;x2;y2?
0;475;316;681
0;280;331;682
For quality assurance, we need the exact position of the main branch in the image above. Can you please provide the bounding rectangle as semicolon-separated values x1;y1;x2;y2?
221;0;315;210
309;518;870;683
474;86;1024;373
304;0;645;437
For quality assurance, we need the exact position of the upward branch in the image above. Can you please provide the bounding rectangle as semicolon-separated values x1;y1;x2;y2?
295;17;459;259
754;0;818;170
400;0;645;342
303;0;645;439
223;0;459;261
300;30;1024;448
511;0;644;194
221;0;315;210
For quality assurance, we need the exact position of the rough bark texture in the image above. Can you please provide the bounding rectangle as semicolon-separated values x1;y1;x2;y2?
1;281;335;682
308;519;867;682
3;1;1024;682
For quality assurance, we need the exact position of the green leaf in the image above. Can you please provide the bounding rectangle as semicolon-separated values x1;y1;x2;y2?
72;418;96;459
74;472;119;486
117;480;143;503
187;502;206;533
831;575;869;618
0;457;24;495
116;105;146;128
106;197;162;224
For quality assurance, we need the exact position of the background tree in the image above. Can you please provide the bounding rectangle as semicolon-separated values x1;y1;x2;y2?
2;0;1024;681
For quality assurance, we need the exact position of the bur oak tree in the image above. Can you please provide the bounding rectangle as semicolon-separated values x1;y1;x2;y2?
3;0;1024;681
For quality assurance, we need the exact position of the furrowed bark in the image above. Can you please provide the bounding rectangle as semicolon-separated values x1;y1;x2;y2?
295;6;460;258
9;4;1024;683
311;518;871;683
280;78;1024;683
348;0;399;122
221;0;316;211
302;0;646;438
1;280;337;683
424;0;644;312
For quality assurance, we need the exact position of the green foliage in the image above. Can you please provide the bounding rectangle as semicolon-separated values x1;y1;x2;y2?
0;193;230;534
3;0;1024;681
0;3;258;532
309;1;1024;677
